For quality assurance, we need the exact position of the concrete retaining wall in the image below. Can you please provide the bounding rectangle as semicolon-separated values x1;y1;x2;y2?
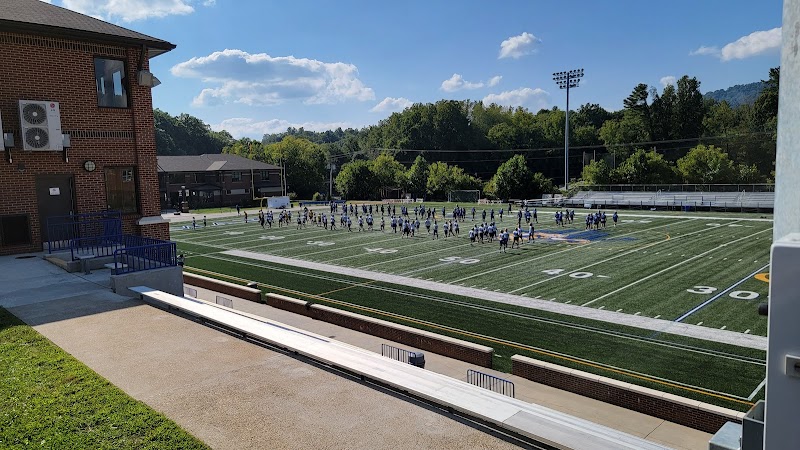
511;354;745;433
183;272;262;303
112;266;184;298
267;293;494;368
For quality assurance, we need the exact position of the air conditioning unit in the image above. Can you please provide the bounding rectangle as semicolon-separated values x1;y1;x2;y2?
18;100;62;151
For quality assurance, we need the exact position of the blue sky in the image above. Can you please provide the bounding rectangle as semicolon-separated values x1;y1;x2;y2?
47;0;783;138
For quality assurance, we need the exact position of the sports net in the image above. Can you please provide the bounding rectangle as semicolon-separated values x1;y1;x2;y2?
447;190;480;203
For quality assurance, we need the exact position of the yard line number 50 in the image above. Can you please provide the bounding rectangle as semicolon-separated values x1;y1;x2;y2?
686;286;760;300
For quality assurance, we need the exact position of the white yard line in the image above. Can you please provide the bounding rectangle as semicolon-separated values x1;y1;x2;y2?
582;228;772;307
616;213;772;222
220;249;768;349
449;219;686;284
748;378;767;400
674;263;771;323
508;219;737;294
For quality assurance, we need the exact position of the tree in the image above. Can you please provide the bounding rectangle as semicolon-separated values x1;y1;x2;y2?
676;144;736;184
753;67;779;131
489;155;533;200
405;156;429;199
335;160;379;200
613;149;676;184
262;136;328;199
737;163;765;184
674;76;705;139
371;153;405;196
622;83;652;140
156;109;234;156
581;159;612;185
425;161;481;199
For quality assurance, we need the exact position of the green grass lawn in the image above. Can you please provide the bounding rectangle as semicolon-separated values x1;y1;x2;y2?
171;207;772;411
0;308;208;450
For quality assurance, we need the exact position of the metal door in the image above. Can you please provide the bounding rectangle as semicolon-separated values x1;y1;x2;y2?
36;174;75;242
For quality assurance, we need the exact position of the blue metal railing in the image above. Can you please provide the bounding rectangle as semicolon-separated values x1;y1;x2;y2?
467;369;515;398
69;234;125;260
46;211;122;253
112;239;177;274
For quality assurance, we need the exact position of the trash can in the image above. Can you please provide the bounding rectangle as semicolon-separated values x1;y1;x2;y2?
408;352;425;369
742;400;765;450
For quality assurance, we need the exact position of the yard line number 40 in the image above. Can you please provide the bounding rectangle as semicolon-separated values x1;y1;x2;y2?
686;286;760;300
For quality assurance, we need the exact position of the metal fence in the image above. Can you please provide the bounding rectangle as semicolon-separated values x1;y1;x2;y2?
466;369;515;398
46;210;121;253
112;238;177;274
580;183;774;193
381;344;412;363
69;234;125;261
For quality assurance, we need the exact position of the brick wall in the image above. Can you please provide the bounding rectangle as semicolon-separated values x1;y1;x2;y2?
183;272;263;303
267;293;494;368
511;355;743;434
0;31;168;254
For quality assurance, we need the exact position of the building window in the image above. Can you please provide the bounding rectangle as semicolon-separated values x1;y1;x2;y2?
95;58;129;108
231;172;242;182
106;167;138;213
261;170;270;180
168;173;186;184
195;173;206;183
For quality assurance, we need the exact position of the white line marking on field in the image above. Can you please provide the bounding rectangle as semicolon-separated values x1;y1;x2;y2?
534;295;541;299
581;228;771;307
597;275;610;278
739;259;743;262
635;312;641;316
654;315;661;319
449;220;684;284
549;298;556;301
721;326;727;330
565;301;572;304
745;329;751;334
511;220;742;294
521;293;527;296
598;306;605;310
696;321;704;326
616;308;623;312
749;378;767;400
675;263;771;323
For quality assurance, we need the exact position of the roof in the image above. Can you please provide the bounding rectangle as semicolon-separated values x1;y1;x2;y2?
157;154;281;173
1;0;175;58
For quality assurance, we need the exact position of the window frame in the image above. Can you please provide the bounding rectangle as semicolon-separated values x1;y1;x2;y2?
105;166;139;214
231;171;242;182
94;57;130;109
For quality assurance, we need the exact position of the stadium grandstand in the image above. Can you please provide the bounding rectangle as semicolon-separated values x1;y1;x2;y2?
563;185;775;212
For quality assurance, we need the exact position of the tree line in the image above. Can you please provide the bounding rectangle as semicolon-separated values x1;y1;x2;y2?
156;67;779;199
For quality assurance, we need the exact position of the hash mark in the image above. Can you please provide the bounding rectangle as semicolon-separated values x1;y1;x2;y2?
616;308;623;312
598;306;605;310
635;312;641;315
565;300;571;304
745;329;751;334
654;315;661;319
721;325;727;330
696;321;704;326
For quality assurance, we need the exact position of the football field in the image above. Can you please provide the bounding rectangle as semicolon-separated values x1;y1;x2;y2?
172;204;772;411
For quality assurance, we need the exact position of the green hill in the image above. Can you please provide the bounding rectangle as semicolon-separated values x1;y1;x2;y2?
704;81;765;107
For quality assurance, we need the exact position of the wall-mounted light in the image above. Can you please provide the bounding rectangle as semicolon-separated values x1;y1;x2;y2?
2;132;13;163
17;162;25;173
137;70;161;88
62;134;71;162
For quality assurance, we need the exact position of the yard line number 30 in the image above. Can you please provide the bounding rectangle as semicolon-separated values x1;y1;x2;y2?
686;286;760;300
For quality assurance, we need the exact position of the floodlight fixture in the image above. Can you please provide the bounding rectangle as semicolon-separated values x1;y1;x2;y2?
552;68;584;190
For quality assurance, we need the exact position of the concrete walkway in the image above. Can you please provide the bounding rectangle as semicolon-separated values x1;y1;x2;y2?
0;254;713;449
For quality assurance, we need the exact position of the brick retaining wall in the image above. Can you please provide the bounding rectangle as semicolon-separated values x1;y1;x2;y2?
183;272;262;303
267;293;494;368
511;355;745;434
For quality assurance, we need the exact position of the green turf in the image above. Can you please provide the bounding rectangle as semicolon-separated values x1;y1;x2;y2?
183;253;764;411
171;206;773;411
0;308;208;449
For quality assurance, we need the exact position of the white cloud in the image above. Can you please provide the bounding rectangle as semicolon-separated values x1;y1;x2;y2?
211;118;353;139
498;32;540;59
721;27;782;61
689;45;721;57
370;97;413;113
690;27;782;61
202;0;215;5
60;0;200;22
171;49;375;106
659;76;676;87
488;75;502;87
441;74;484;92
482;88;549;109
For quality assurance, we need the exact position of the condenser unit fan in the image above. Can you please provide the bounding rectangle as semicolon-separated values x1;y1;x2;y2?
25;127;49;149
22;103;47;125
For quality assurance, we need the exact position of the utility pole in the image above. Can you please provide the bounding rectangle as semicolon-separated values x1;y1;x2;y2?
553;69;584;190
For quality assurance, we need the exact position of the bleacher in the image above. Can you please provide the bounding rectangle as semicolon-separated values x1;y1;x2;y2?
566;190;774;211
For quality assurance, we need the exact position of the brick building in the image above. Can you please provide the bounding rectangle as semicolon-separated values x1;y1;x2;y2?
0;0;175;254
157;154;282;209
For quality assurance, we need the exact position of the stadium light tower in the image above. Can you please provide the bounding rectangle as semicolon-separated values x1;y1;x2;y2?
553;69;584;190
